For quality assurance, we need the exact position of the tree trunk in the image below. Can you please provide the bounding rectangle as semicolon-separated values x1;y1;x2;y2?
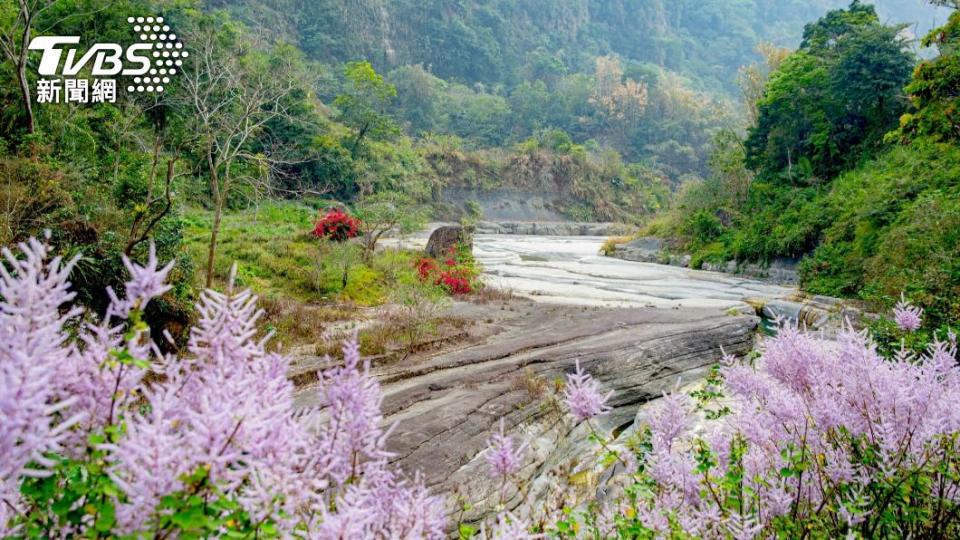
17;1;34;134
206;202;223;289
351;121;370;156
16;62;34;135
205;149;223;288
125;157;175;256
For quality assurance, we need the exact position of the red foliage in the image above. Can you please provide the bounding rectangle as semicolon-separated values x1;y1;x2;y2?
438;270;472;294
313;208;361;242
416;258;438;280
444;246;458;266
415;254;473;295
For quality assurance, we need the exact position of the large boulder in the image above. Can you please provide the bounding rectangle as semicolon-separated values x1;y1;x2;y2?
426;225;471;258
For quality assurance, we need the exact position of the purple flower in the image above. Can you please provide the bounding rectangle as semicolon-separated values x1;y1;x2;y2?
0;236;446;537
548;312;960;538
105;384;189;532
893;294;923;332
563;360;612;422
485;418;528;478
0;238;84;485
313;336;390;486
106;243;174;320
645;391;692;450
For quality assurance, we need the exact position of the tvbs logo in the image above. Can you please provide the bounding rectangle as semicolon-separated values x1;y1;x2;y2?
28;16;187;104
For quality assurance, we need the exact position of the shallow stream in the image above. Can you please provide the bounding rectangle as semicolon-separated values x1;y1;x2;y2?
472;234;795;310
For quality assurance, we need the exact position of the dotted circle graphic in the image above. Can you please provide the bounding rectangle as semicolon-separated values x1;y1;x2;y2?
127;16;184;94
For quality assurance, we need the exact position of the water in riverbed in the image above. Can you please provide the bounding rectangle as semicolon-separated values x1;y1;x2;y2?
389;232;796;311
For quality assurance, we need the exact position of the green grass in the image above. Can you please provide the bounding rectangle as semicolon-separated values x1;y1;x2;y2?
182;201;421;306
183;202;321;301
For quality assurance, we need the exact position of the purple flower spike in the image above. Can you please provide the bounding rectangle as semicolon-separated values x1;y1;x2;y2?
563;360;612;422
485;418;528;478
894;294;923;332
0;236;448;538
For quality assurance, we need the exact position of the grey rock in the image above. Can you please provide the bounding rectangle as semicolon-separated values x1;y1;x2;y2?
443;187;568;222
293;304;759;525
752;294;867;332
426;225;471;258
474;221;634;237
610;240;800;285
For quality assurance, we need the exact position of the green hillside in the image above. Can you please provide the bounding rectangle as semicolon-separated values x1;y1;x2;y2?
641;2;960;328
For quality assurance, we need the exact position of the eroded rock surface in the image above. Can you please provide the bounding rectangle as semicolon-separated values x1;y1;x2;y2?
292;301;758;523
612;237;800;285
475;221;634;237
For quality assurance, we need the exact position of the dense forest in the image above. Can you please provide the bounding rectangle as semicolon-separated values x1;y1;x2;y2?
644;1;960;332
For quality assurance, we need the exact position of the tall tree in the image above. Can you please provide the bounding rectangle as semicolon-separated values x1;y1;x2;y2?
180;21;305;287
745;2;913;181
589;56;648;153
896;6;960;142
0;0;54;134
738;42;792;127
334;61;397;157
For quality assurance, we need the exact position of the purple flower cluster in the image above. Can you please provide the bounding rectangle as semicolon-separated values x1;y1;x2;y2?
894;294;923;332
484;511;541;539
485;419;528;479
563;360;612;422
0;238;84;525
0;238;445;537
615;318;960;537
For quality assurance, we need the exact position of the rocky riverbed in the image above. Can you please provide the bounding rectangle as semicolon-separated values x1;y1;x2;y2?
302;231;864;527
291;298;758;524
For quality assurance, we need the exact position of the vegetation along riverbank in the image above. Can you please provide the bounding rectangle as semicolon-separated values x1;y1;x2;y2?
3;0;960;537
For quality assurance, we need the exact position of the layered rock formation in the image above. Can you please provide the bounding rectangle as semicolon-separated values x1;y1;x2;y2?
611;236;801;284
475;221;634;237
291;300;758;524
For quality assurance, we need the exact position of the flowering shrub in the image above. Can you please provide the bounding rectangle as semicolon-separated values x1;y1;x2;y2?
563;360;613;422
548;313;960;539
437;269;473;295
416;257;438;280
312;207;361;242
486;420;528;481
0;237;444;537
416;246;476;295
894;294;924;332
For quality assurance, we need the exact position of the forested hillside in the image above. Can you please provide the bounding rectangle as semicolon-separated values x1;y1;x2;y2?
218;0;947;92
212;0;948;180
1;0;954;331
641;1;960;331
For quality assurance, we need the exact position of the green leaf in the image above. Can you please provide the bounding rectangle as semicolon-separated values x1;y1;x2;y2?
458;523;477;539
172;505;208;530
94;502;116;532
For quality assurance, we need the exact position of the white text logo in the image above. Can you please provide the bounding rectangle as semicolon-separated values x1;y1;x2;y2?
29;16;187;104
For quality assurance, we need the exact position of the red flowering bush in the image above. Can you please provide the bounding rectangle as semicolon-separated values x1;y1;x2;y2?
416;246;476;295
312;208;361;242
438;268;472;295
416;258;438;280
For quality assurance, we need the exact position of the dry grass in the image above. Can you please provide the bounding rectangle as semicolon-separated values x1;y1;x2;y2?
600;235;633;256
511;366;549;399
259;295;359;349
468;283;515;303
